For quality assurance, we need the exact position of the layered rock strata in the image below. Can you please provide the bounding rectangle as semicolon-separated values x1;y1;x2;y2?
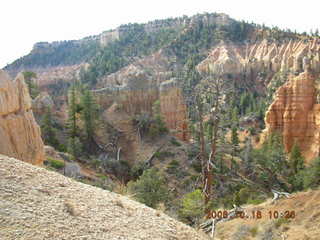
94;52;190;142
160;80;189;141
197;39;320;87
0;70;44;165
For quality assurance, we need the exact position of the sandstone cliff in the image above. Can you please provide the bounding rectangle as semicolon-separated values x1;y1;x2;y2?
0;155;208;240
94;51;190;142
197;39;320;89
0;70;44;165
262;70;320;162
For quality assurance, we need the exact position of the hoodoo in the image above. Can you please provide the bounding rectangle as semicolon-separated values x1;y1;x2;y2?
0;70;45;165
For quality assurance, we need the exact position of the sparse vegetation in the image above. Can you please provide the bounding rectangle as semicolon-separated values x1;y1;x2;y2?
46;157;65;169
179;189;205;225
128;168;169;208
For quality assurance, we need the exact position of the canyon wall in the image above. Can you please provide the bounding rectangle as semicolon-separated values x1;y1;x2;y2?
160;80;189;141
197;39;320;87
94;52;190;142
197;38;320;161
0;70;45;165
263;70;320;162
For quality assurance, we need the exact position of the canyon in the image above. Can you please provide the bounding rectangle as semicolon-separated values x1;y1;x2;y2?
197;39;320;160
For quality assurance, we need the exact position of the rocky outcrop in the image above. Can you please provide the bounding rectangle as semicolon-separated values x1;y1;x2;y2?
160;80;189;141
197;39;320;161
94;51;190;142
197;39;320;88
0;70;45;165
0;155;207;240
262;70;320;162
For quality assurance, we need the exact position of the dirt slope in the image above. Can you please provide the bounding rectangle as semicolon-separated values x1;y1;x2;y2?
215;188;320;240
0;155;208;240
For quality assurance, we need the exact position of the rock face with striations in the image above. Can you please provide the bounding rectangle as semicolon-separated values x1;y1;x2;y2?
94;51;190;142
0;70;45;165
197;39;320;91
262;70;320;162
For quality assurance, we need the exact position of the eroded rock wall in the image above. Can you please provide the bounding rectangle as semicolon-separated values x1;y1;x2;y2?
94;51;189;142
0;70;45;165
160;80;189;141
263;70;320;162
197;39;320;85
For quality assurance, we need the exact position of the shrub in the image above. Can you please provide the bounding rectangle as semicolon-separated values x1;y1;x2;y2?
191;161;202;173
128;168;169;208
130;161;148;179
170;137;182;146
154;151;175;160
179;189;205;224
274;218;290;228
247;198;264;205
47;157;65;169
250;226;258;237
303;157;320;189
166;160;180;174
238;187;251;204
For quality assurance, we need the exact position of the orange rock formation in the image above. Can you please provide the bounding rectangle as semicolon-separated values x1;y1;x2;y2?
160;80;189;141
0;70;45;165
263;70;320;162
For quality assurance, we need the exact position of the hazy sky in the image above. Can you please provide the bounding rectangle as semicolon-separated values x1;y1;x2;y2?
1;0;319;68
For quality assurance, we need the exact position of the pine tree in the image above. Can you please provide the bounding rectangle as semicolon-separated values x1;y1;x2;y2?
290;141;305;174
42;107;59;148
231;126;240;160
68;84;78;138
81;89;98;144
67;84;80;159
231;107;239;125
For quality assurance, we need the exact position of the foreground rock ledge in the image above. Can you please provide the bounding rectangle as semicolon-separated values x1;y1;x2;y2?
0;155;208;240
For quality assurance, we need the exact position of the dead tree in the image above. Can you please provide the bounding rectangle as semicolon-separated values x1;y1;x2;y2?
195;69;234;215
271;189;291;203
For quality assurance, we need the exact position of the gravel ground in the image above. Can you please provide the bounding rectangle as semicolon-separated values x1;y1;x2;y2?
0;155;208;240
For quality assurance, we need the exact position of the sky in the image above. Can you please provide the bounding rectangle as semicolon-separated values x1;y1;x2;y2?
1;0;320;68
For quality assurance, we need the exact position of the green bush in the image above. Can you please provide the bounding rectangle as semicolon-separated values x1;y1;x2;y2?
274;217;290;228
238;187;251;204
246;198;264;205
179;189;205;224
191;161;202;173
154;151;175;160
47;157;65;169
250;226;258;237
170;138;182;146
130;161;148;179
303;157;320;189
166;160;180;174
128;168;169;208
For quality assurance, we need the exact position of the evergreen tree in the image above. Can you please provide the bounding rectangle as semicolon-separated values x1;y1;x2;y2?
81;89;99;145
180;189;205;224
289;141;305;174
231;126;240;162
67;84;78;138
231;107;239;125
22;71;40;99
67;84;81;159
128;168;169;208
41;107;59;148
67;137;83;160
231;126;239;147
